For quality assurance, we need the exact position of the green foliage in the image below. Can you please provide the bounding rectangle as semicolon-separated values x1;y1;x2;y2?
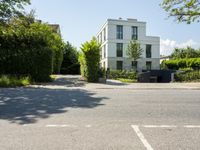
52;34;64;74
126;40;143;61
161;0;200;24
162;58;200;70
0;0;31;23
175;70;200;82
170;47;200;59
0;15;64;82
60;42;80;74
79;38;101;82
98;68;106;78
0;75;31;87
117;78;137;83
109;70;137;80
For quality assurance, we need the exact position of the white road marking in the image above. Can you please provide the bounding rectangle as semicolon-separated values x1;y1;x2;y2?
143;125;177;128
131;125;154;150
22;124;29;127
184;125;200;128
46;124;73;128
85;125;92;128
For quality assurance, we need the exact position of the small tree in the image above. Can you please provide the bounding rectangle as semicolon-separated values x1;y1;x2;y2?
126;40;143;70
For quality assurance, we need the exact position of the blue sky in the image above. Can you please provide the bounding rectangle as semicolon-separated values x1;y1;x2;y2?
26;0;200;55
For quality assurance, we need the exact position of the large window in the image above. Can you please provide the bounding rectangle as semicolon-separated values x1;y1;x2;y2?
103;28;106;41
146;44;152;58
117;61;123;70
104;45;106;58
116;25;123;39
146;61;152;70
116;43;123;57
132;26;138;40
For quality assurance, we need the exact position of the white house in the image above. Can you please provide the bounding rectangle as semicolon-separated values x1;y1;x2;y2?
97;18;160;72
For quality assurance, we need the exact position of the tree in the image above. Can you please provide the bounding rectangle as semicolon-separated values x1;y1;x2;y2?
126;40;143;71
79;37;101;82
60;42;80;74
170;47;200;59
0;0;30;23
161;0;200;24
127;40;143;61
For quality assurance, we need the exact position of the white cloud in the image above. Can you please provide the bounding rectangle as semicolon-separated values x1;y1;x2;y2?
160;39;200;56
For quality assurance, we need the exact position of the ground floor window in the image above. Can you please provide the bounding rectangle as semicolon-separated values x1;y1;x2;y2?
132;61;137;70
146;61;152;70
117;61;123;70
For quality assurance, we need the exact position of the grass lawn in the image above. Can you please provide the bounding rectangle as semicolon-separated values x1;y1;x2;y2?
0;75;31;87
117;78;137;83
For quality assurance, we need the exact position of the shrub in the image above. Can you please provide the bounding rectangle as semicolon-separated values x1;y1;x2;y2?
162;58;200;70
98;68;106;78
175;70;200;82
79;38;100;82
0;75;31;87
109;70;137;80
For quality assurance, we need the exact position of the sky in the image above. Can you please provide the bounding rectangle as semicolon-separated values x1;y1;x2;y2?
25;0;200;56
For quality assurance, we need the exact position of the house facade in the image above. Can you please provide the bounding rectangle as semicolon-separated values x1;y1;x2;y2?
97;18;160;72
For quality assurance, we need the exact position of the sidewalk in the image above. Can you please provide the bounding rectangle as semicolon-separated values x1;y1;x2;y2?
86;79;200;90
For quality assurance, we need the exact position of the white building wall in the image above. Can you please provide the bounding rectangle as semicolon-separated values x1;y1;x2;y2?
97;18;160;71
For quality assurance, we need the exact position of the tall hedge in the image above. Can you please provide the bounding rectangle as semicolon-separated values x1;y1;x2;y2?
79;38;100;82
162;58;200;70
0;17;64;81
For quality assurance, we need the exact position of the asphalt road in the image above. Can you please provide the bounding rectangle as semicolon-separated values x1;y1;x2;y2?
0;75;200;150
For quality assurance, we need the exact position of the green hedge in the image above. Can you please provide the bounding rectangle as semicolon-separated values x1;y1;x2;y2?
162;58;200;70
175;71;200;82
79;38;100;82
0;18;64;82
109;70;137;80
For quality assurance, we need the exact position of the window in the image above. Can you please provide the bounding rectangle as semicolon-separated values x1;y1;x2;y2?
99;33;102;43
117;61;123;70
116;25;123;39
132;61;137;70
132;26;138;40
104;28;106;41
104;45;106;58
146;61;152;70
100;49;103;59
146;44;152;58
116;43;123;57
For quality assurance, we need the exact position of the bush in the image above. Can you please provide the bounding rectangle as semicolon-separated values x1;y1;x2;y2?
175;70;200;82
0;17;64;81
0;75;31;87
98;68;106;78
79;38;100;82
162;58;200;70
109;70;137;80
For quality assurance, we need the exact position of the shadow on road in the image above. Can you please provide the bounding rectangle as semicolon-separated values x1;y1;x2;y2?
0;76;107;124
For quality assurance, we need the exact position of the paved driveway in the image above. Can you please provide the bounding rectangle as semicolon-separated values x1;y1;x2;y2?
0;75;200;150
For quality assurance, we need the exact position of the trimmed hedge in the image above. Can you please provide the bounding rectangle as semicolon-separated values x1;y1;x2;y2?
175;71;200;82
0;18;64;82
162;58;200;70
109;70;137;80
